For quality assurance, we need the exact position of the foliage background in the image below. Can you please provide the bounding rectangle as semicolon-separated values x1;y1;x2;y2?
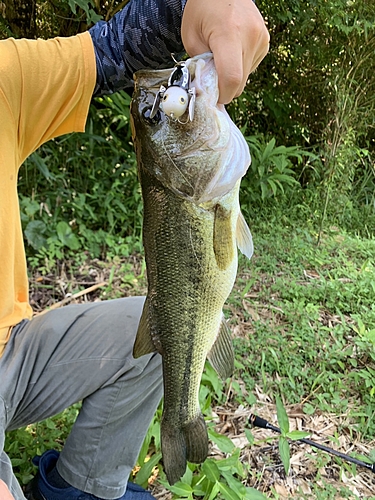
1;0;374;258
1;1;375;498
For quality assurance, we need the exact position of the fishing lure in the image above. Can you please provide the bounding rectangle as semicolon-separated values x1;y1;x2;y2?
150;59;196;123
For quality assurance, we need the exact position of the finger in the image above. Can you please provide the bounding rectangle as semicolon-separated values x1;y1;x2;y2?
209;34;244;104
218;29;270;102
244;28;270;76
230;37;270;100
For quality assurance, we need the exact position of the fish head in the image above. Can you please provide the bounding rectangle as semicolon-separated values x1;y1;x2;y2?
131;53;251;204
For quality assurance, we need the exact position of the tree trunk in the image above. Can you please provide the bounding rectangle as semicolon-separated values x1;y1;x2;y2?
4;0;37;38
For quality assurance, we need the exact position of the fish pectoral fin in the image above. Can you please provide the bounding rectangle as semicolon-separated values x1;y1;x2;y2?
133;298;157;358
236;210;253;259
207;316;235;380
213;204;235;270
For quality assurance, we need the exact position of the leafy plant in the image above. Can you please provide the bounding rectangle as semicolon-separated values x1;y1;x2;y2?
349;316;375;397
275;396;310;475
65;0;102;24
4;208;375;497
5;404;81;485
240;135;314;205
160;433;266;500
18;91;142;260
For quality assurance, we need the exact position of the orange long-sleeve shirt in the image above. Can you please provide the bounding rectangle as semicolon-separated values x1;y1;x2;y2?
0;32;96;357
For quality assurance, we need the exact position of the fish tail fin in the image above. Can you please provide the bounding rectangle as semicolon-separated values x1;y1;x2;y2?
184;414;209;464
161;415;208;485
161;420;187;485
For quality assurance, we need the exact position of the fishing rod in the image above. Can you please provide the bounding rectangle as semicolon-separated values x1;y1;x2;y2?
249;413;375;473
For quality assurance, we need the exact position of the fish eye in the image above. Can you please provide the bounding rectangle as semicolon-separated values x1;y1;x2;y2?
142;107;162;125
179;97;186;104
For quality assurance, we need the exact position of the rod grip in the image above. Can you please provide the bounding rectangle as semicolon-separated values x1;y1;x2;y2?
249;414;281;433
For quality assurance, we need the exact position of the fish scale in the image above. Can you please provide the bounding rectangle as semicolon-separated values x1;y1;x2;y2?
130;53;253;485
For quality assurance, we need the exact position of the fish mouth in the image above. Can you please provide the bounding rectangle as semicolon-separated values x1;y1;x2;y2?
134;53;215;127
132;53;251;204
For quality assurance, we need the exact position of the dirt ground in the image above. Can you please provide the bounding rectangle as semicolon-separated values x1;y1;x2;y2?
147;397;375;499
29;258;375;499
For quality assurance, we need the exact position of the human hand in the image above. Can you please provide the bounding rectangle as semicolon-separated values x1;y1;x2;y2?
181;0;269;104
0;480;15;500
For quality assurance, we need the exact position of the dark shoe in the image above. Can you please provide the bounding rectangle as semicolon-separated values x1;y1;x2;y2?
24;449;156;500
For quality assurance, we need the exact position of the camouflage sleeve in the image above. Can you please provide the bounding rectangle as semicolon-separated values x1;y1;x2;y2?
89;0;188;97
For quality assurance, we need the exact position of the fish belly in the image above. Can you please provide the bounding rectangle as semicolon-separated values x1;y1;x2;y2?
140;165;237;484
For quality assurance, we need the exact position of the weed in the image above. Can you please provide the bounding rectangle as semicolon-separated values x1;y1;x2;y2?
240;134;314;205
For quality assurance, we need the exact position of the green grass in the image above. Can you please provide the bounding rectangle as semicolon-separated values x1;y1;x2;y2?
5;209;375;499
232;217;375;431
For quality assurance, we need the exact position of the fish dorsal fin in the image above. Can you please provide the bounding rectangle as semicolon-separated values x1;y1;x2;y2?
207;316;234;380
133;298;157;359
236;211;253;259
213;204;235;270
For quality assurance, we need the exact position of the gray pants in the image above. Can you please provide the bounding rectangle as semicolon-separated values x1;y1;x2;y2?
0;297;163;500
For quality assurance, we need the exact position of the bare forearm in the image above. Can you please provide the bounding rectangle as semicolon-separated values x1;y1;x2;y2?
0;480;15;500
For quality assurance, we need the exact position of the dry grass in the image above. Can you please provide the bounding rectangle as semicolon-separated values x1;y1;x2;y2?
28;257;375;499
148;396;375;499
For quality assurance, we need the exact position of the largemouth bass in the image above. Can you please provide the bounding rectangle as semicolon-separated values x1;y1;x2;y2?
130;53;253;485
